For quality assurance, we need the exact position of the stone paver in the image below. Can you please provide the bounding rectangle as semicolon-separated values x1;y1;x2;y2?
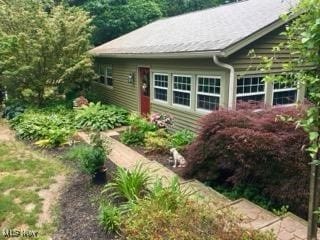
229;199;280;229
79;129;313;240
262;215;307;240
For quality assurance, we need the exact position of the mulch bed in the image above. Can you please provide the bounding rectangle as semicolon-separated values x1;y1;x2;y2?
53;160;120;240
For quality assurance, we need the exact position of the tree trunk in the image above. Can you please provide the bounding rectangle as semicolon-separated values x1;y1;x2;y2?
308;156;320;239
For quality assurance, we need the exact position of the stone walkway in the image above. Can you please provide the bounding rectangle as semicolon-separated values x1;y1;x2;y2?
78;129;312;240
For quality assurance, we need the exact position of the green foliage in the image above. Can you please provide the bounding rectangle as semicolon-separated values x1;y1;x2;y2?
144;128;195;152
98;201;121;232
102;164;150;201
148;176;189;211
75;102;129;131
120;114;157;145
68;0;232;46
0;0;95;105
213;184;275;211
169;129;195;149
120;128;145;146
144;129;170;152
98;168;274;239
65;143;106;175
2;104;25;120
272;205;289;217
10;106;75;147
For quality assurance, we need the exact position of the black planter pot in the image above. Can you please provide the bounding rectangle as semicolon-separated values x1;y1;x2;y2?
92;168;107;184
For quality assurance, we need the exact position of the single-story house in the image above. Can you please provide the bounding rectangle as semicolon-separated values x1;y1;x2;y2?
89;0;305;131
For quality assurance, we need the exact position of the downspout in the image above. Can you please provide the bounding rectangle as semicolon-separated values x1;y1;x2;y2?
213;55;235;110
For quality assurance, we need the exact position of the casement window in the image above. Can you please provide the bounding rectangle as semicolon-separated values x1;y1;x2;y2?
273;82;297;105
196;76;220;111
153;73;169;102
172;75;192;107
236;76;265;103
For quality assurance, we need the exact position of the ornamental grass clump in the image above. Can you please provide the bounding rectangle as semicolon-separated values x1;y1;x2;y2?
99;167;275;239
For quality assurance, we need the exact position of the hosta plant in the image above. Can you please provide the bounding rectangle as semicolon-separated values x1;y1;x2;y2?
75;102;129;131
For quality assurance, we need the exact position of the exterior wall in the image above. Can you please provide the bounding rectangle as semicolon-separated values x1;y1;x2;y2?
92;58;139;112
93;58;229;132
93;27;306;132
226;27;292;74
224;27;306;108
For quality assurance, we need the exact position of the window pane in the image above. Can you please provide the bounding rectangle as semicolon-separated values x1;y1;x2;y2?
106;67;112;78
197;95;219;111
155;88;167;101
237;76;265;94
154;74;168;88
273;90;297;105
274;82;295;90
173;91;190;106
197;77;220;94
174;76;191;91
237;94;264;102
106;77;113;86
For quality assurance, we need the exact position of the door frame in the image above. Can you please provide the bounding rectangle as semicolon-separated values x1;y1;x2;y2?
137;65;151;115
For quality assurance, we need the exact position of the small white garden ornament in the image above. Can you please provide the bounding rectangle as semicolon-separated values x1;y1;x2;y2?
170;148;187;168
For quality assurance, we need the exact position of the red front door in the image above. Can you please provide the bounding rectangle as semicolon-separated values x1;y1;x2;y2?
139;67;150;116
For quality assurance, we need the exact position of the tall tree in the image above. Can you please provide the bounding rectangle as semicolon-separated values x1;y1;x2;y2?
0;0;95;105
69;0;231;45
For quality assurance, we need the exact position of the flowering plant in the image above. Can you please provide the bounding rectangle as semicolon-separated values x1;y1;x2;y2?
150;112;174;129
73;96;89;108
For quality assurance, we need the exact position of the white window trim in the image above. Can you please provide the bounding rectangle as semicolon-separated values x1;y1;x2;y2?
153;73;169;103
172;74;192;108
272;83;298;106
273;87;297;93
105;65;113;89
196;75;221;112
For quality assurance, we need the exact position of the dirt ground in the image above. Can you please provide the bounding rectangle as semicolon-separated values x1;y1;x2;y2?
0;120;14;141
53;160;119;240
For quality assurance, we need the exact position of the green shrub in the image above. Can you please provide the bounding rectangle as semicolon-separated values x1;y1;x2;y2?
103;164;150;201
99;201;121;233
169;129;195;149
65;143;106;175
120;128;145;146
148;177;189;211
10;106;75;147
2;104;25;120
120;115;157;146
122;193;275;240
99;169;275;239
144;129;170;152
129;114;157;133
75;102;129;131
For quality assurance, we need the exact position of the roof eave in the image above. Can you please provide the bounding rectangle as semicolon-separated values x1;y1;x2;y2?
90;50;223;59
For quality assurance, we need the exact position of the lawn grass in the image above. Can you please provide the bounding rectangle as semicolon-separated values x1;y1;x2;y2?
0;134;69;239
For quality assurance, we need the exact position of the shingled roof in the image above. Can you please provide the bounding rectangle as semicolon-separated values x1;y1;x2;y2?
90;0;298;58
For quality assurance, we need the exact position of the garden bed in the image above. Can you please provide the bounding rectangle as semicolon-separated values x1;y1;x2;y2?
111;134;180;174
53;160;118;240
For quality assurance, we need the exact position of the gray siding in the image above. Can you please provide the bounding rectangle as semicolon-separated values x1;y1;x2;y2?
93;27;307;131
